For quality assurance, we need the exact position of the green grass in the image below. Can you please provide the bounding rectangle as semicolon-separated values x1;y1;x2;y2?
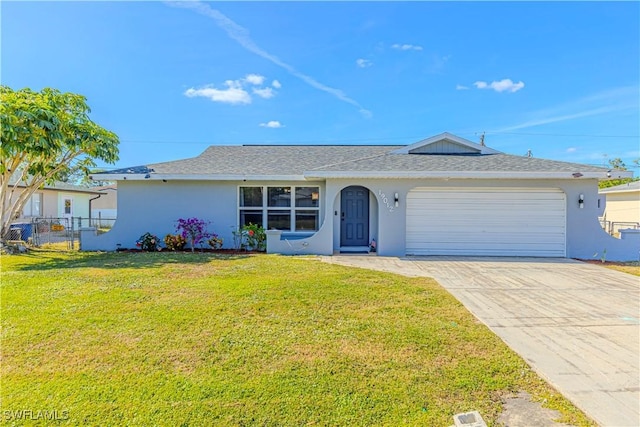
1;250;593;426
604;263;640;276
582;259;640;276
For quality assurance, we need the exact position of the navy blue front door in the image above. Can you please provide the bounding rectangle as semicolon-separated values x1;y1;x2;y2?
341;186;369;246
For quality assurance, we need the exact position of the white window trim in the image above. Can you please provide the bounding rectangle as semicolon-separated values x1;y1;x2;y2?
238;185;320;232
22;193;42;217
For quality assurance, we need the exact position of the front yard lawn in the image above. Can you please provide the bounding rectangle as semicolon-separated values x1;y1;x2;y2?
1;251;592;426
581;259;640;276
603;262;640;276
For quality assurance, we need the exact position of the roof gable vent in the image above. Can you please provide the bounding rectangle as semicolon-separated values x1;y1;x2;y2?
409;139;481;154
393;132;502;155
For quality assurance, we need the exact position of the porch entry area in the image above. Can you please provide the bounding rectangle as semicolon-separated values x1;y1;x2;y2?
340;186;370;252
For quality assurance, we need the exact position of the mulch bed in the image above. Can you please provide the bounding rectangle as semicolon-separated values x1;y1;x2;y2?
116;248;263;255
577;259;639;266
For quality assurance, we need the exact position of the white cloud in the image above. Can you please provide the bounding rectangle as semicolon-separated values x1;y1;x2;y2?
272;80;281;89
356;58;373;68
495;86;639;132
185;74;278;104
184;80;251;104
252;87;275;99
169;1;371;118
473;79;525;93
566;147;578;153
245;74;265;85
392;43;423;51
260;120;284;128
500;107;621;132
456;84;469;90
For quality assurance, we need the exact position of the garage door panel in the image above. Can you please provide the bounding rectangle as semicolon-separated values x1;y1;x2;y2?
407;247;563;256
409;241;566;249
408;232;564;247
407;230;566;240
406;187;566;257
407;223;566;233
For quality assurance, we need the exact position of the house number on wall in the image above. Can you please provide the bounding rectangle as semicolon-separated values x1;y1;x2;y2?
378;190;395;212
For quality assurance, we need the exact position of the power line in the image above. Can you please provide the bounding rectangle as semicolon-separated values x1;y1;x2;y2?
117;135;422;145
117;131;639;146
485;131;638;138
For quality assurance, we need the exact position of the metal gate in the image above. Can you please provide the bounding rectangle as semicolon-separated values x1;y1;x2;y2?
31;217;75;249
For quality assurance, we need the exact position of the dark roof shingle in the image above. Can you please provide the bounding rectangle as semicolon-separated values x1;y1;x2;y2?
99;143;615;179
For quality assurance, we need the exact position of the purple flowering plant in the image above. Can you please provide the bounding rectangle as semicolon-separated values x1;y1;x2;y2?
176;217;211;252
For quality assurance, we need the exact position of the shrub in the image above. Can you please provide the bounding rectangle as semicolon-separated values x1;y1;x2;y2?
164;234;186;251
176;217;211;252
241;223;266;252
136;232;159;251
208;234;224;250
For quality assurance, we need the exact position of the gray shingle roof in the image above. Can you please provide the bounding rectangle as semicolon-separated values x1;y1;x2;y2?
148;145;401;176
104;145;612;176
309;152;609;173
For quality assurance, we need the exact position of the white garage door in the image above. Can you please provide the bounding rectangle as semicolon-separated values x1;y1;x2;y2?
406;187;566;257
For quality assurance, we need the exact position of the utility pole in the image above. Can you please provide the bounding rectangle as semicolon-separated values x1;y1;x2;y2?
479;132;486;146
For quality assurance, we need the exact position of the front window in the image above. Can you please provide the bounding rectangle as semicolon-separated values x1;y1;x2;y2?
267;211;291;230
239;210;263;227
295;187;319;207
239;185;320;232
295;210;319;231
240;187;262;207
268;187;291;207
22;193;42;217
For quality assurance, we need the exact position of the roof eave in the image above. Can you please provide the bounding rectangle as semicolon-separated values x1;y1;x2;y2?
91;173;310;182
303;171;620;180
92;170;632;182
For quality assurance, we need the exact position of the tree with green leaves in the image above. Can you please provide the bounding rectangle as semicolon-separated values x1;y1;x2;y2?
0;86;119;240
599;157;639;189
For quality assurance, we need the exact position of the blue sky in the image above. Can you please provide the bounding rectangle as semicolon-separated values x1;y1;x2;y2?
2;1;639;172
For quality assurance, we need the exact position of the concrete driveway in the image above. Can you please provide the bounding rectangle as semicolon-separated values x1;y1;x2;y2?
321;256;640;427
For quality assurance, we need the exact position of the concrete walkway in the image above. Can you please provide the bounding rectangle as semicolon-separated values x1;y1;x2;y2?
321;256;640;427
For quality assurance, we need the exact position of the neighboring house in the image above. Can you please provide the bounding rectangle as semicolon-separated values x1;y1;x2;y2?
8;181;104;222
84;133;639;261
92;184;118;220
599;181;640;234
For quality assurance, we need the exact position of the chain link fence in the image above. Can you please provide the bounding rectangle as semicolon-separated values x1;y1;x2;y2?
6;217;116;250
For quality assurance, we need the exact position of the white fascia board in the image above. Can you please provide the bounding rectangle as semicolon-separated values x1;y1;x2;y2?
90;174;142;181
304;170;622;180
91;174;309;182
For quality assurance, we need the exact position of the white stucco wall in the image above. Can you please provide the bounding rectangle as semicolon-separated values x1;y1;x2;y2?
81;180;326;251
269;178;640;261
82;178;640;261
